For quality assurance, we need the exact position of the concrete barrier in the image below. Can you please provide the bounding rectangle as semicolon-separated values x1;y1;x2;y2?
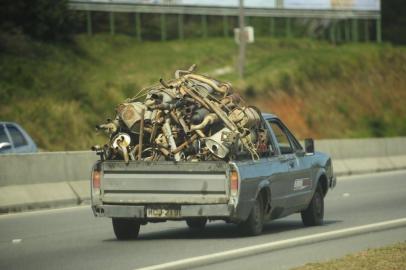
0;137;405;213
0;182;79;213
0;151;97;186
315;137;406;176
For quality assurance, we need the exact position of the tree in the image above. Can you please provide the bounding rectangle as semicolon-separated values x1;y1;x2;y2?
0;0;77;41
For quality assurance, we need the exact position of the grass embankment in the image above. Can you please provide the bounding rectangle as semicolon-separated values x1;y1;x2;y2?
1;34;406;150
292;242;406;270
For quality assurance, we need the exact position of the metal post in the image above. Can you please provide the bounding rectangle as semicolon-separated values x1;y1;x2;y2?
135;13;142;42
376;17;382;43
178;14;184;40
109;12;115;35
223;15;229;37
86;11;92;35
286;17;292;38
329;20;335;44
345;19;350;42
364;19;370;42
352;18;358;42
201;15;208;38
336;20;342;43
161;13;167;41
238;0;246;79
270;17;275;37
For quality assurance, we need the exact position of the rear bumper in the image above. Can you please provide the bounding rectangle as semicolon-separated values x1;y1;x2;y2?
92;204;234;219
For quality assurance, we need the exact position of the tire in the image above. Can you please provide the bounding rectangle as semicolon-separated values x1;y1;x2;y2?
239;194;264;236
186;218;207;230
301;184;324;226
112;218;141;240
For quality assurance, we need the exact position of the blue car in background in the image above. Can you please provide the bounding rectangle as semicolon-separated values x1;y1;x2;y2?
0;122;38;154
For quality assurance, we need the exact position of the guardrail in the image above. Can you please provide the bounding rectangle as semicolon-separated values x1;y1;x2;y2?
69;1;380;19
1;137;405;213
69;0;382;43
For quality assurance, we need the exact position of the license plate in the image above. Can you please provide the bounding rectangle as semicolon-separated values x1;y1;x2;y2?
146;206;181;218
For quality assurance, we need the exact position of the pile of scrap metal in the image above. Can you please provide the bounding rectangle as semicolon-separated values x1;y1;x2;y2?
92;65;270;163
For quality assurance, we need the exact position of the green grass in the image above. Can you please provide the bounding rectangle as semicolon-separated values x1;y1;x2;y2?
1;34;405;150
292;242;406;270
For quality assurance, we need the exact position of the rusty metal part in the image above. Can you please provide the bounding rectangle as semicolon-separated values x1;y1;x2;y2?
203;97;238;132
229;106;261;129
118;102;148;132
150;110;163;143
96;122;118;134
111;133;131;149
175;64;197;79
116;137;130;164
159;78;171;89
190;113;219;131
183;74;230;95
220;94;242;111
190;108;210;124
130;145;140;160
170;111;180;125
138;108;145;160
172;134;198;154
204;128;233;159
178;115;190;133
159;147;171;157
162;118;181;161
180;85;211;111
195;130;206;138
143;127;153;134
155;133;169;148
96;65;264;163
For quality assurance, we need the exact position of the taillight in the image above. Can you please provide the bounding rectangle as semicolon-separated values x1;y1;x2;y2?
92;170;101;190
230;170;239;196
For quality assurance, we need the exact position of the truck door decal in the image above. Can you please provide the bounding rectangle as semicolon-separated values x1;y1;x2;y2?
293;178;312;191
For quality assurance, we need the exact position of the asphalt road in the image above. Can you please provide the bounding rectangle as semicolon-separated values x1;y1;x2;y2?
1;170;406;270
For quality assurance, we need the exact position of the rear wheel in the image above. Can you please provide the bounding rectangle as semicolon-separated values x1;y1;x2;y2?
186;218;207;230
112;218;141;240
239;194;264;236
301;184;324;226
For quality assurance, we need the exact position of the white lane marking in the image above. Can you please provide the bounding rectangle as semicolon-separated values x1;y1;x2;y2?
135;217;406;270
12;239;22;244
338;169;406;182
342;193;350;197
0;205;90;220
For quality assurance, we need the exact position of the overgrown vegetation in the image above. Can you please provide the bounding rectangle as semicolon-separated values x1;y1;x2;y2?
292;242;406;270
0;34;405;150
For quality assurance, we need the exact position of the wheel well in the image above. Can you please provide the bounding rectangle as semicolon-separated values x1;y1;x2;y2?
318;175;328;197
258;188;271;213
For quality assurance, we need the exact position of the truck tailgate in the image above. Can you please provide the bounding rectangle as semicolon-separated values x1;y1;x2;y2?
100;161;230;204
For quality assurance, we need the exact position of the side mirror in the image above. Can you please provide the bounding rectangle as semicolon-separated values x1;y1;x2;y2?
304;138;314;154
0;142;12;151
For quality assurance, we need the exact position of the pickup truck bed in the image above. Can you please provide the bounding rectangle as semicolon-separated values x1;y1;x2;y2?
92;161;235;220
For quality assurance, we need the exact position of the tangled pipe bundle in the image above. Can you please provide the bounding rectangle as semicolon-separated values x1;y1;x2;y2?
93;65;270;163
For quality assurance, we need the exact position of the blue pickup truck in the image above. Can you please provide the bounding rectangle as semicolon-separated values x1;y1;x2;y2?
91;113;336;240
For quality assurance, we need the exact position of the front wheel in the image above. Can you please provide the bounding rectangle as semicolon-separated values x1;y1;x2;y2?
301;184;324;226
238;195;264;236
112;218;141;240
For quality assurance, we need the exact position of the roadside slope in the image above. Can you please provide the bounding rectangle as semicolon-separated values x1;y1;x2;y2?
1;35;405;150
